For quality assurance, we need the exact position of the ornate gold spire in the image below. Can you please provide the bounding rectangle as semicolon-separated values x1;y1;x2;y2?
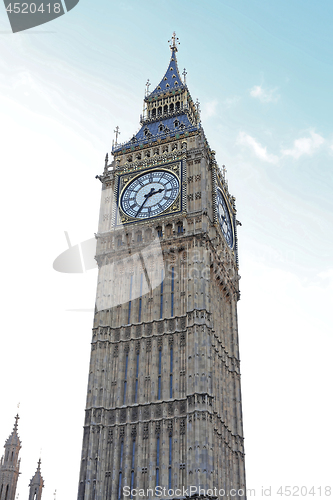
168;31;179;52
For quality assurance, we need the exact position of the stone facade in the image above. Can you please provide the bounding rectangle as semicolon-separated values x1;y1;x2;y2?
77;35;246;500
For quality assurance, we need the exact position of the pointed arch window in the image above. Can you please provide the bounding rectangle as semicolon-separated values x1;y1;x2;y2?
160;269;164;319
123;352;129;405
138;273;143;323
157;347;162;400
177;222;183;234
170;343;173;398
168;434;172;489
128;274;133;324
171;267;175;317
130;439;135;497
118;440;124;499
156;435;160;487
134;351;139;403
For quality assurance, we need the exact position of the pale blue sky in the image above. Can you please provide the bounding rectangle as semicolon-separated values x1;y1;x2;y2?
0;1;332;499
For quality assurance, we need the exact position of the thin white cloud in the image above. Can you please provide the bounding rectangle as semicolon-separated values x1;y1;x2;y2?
237;131;279;164
201;100;218;120
250;85;280;103
223;96;241;108
282;131;325;159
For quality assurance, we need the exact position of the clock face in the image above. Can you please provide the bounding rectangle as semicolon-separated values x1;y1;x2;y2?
216;189;234;248
120;169;180;219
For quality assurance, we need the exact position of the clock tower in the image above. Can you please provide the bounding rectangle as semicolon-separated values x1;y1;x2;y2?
77;34;246;500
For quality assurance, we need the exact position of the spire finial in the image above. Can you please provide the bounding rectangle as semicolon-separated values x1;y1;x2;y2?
182;68;187;84
145;79;151;97
114;126;120;146
14;413;20;432
168;31;179;52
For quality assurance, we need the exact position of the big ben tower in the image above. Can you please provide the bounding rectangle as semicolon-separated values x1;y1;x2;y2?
78;34;246;500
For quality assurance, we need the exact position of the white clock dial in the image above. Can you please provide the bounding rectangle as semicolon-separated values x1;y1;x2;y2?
216;189;234;248
120;170;179;219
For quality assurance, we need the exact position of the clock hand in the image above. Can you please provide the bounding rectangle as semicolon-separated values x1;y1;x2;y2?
136;196;150;217
146;187;164;198
135;187;164;217
135;188;157;216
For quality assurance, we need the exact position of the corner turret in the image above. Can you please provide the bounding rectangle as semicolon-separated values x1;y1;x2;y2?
0;415;21;500
28;459;44;500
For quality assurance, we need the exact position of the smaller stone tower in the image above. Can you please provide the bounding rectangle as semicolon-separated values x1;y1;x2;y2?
0;415;21;500
28;459;44;500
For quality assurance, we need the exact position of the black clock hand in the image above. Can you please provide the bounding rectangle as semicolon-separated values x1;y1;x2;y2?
146;187;164;198
135;194;150;217
135;187;164;216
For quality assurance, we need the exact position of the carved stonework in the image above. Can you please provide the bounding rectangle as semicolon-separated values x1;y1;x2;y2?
78;39;246;500
155;405;162;418
143;423;149;439
143;407;150;419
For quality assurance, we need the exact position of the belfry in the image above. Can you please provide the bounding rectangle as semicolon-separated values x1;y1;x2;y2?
77;34;246;500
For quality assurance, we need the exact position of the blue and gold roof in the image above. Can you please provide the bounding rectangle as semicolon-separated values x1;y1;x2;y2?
112;33;200;154
147;47;185;99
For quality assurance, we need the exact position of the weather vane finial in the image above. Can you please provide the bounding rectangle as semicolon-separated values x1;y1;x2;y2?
114;126;120;146
145;79;151;97
168;31;180;52
14;413;20;431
